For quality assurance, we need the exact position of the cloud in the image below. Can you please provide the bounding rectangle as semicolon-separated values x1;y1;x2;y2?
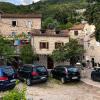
0;0;40;5
21;0;40;5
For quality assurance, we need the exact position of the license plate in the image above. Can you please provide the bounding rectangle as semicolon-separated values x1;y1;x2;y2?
10;79;16;82
41;77;46;79
72;77;78;79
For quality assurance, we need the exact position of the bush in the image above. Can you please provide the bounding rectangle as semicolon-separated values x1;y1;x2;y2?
3;85;26;100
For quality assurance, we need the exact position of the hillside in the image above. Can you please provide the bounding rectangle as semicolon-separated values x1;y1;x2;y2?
0;0;88;29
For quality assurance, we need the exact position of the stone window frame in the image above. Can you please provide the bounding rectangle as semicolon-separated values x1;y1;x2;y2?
27;20;32;28
39;42;49;49
74;31;78;36
12;20;17;27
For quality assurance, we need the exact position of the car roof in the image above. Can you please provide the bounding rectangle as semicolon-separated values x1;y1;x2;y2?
55;65;77;68
23;64;44;67
0;65;12;68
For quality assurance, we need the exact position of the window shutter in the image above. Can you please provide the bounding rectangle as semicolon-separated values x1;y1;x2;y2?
47;42;49;49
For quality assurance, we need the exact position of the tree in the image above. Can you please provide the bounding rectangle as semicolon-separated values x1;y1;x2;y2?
52;39;84;65
20;44;37;64
42;17;59;29
0;35;14;58
85;2;100;41
52;46;67;62
65;39;84;65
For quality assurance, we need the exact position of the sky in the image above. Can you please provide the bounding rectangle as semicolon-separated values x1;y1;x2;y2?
0;0;40;5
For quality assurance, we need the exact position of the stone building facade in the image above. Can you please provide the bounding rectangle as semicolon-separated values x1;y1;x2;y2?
31;30;69;69
69;23;96;64
0;13;42;36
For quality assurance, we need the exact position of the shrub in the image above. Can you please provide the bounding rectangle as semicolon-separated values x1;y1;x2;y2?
3;85;26;100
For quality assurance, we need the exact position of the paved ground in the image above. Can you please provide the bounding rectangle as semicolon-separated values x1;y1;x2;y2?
25;79;100;100
0;78;100;100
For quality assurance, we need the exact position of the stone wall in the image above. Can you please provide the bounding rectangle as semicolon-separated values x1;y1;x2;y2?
0;18;41;36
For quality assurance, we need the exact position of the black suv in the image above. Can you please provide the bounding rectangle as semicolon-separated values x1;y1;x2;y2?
91;68;100;81
18;64;48;86
0;66;16;90
51;65;81;83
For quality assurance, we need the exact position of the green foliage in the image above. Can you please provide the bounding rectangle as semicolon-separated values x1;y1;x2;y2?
95;24;100;42
20;44;36;64
42;17;59;29
0;36;14;57
3;86;26;100
52;39;84;64
66;22;73;29
65;39;84;57
52;47;67;62
85;2;100;41
0;1;87;30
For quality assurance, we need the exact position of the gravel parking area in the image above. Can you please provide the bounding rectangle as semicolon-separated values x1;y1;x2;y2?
26;79;100;100
0;79;100;100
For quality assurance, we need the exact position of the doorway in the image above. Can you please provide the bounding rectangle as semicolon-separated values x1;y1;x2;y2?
47;56;54;69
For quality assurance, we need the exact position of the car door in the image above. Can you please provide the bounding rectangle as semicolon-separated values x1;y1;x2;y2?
22;66;32;79
18;66;24;78
95;69;100;80
52;67;58;78
54;67;62;79
58;68;66;78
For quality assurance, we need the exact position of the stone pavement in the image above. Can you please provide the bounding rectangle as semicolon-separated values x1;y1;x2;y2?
81;67;100;88
81;78;100;88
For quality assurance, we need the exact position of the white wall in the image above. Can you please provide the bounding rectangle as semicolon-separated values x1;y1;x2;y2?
32;36;69;55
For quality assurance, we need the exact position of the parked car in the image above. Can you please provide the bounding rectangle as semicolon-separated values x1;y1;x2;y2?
51;65;81;83
91;67;100;81
0;66;16;90
18;64;48;86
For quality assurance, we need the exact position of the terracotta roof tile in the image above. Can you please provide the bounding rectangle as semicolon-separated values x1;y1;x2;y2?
70;24;85;30
31;29;69;37
1;13;42;18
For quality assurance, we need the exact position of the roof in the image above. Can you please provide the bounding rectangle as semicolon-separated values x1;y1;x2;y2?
70;24;85;30
1;13;42;18
55;65;77;68
31;29;69;37
23;64;44;67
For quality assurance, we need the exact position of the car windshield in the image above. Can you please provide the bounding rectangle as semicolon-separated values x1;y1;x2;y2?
67;67;79;72
3;66;14;76
36;66;47;72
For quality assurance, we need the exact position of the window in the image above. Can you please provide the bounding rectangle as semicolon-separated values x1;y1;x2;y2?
36;66;47;72
55;42;64;49
3;67;14;76
23;66;32;72
40;42;49;49
27;21;32;28
12;21;16;27
74;31;78;36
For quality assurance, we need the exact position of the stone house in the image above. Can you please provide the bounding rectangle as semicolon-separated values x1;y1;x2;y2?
69;23;96;63
69;23;95;40
31;29;69;69
84;34;100;65
0;12;42;36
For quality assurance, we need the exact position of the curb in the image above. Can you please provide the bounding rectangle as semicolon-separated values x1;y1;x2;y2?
81;79;100;89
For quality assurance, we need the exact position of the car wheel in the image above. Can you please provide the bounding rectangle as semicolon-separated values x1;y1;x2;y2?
77;77;80;81
91;74;96;81
50;73;54;78
61;77;66;84
26;79;32;86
